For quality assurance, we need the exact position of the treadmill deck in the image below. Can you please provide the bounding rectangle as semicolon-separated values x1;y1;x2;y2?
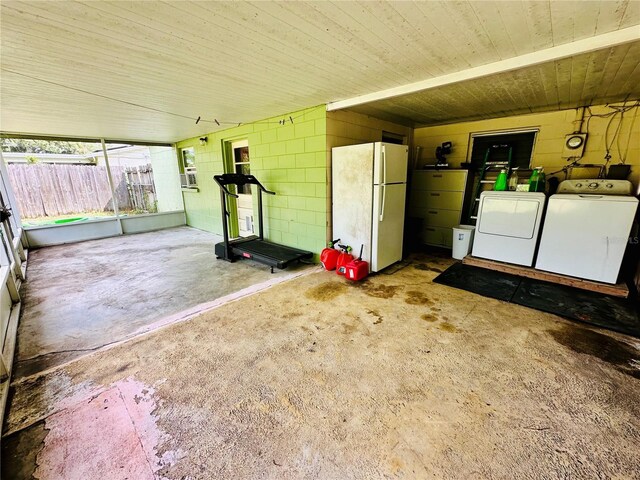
216;238;313;269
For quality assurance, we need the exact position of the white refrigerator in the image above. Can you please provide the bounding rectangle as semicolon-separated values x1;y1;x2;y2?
332;142;408;272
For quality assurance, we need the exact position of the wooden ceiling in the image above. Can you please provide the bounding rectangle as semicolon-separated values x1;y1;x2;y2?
1;1;639;142
348;42;640;127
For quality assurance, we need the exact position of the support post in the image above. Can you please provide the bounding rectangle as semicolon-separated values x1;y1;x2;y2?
0;188;24;281
0;150;23;230
101;139;123;235
1;222;24;281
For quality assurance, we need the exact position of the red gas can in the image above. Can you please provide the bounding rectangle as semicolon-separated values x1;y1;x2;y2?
320;239;340;271
345;245;369;281
335;245;353;276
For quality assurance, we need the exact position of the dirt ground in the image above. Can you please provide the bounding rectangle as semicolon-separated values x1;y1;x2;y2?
3;253;640;479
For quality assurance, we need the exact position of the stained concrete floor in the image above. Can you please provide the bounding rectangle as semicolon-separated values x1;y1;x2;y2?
12;227;311;379
3;251;640;479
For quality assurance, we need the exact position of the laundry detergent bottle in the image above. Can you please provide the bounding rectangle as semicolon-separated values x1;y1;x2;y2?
494;169;508;191
529;167;546;192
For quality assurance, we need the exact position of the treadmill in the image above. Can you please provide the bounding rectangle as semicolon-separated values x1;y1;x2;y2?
213;173;313;272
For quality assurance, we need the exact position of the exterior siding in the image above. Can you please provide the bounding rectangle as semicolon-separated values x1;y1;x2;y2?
175;105;328;257
413;104;640;188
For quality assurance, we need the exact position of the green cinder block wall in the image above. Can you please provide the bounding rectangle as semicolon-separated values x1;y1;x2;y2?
175;105;328;257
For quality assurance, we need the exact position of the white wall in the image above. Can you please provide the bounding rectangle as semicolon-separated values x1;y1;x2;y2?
25;212;187;248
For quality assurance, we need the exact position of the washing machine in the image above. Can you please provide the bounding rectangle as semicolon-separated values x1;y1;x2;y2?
471;191;546;266
535;179;638;284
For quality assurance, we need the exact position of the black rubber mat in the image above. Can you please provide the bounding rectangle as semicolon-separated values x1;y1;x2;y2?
512;278;640;338
434;263;640;338
433;262;521;302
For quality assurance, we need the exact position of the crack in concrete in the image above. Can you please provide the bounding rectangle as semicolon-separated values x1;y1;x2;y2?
18;340;122;362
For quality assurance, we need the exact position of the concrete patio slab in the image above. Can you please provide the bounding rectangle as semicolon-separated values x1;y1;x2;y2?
3;253;639;479
14;226;312;378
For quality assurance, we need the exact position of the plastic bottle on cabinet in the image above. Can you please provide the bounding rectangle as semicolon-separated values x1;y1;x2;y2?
529;167;546;192
494;169;508;191
508;170;518;191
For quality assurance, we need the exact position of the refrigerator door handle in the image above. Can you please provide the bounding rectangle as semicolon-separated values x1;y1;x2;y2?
381;147;386;184
379;184;386;222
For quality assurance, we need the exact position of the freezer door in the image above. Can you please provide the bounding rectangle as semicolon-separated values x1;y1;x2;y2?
373;143;409;185
372;183;406;272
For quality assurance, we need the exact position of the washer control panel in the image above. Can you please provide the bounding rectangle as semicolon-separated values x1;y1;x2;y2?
557;179;633;195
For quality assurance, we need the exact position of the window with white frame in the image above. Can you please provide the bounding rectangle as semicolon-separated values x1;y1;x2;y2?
179;147;197;188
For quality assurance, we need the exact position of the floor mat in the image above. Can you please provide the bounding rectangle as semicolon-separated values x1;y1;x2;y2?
432;262;521;302
434;263;640;338
513;278;640;338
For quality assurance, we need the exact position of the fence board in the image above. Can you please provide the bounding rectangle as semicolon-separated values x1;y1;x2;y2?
6;163;144;219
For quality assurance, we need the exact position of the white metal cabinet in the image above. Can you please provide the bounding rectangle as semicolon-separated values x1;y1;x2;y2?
409;170;469;248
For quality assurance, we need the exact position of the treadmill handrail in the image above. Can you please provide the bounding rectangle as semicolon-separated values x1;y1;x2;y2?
213;173;276;197
216;181;238;198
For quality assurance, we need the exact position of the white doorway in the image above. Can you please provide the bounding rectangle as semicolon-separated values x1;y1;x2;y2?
232;140;253;238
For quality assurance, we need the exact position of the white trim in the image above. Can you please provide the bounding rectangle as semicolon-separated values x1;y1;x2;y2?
0;265;9;288
326;27;640;111
1;299;22;424
471;128;541;138
231;139;249;149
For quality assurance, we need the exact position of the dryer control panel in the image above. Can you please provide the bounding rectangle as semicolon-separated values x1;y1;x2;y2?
556;179;633;195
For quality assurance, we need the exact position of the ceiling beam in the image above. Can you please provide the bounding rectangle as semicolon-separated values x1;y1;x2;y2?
0;132;172;147
326;26;640;112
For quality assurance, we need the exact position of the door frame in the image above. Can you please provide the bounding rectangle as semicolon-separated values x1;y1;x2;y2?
222;138;253;238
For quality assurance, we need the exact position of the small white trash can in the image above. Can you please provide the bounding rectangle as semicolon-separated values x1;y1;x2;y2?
452;225;475;260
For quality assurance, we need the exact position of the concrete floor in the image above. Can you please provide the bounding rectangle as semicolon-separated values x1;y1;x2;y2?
12;227;311;378
3;251;639;479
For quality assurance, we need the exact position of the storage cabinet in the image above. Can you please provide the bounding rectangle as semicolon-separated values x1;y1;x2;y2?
408;169;470;248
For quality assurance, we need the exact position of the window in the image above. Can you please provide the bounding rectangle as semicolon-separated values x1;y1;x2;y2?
233;144;251;194
382;131;405;145
469;130;538;170
179;147;197;188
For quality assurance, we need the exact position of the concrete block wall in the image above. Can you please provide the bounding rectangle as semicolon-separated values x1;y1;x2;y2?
325;110;413;240
413;104;640;189
175;105;328;257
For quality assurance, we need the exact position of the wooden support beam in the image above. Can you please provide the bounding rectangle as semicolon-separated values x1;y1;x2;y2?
462;255;629;298
327;26;640;111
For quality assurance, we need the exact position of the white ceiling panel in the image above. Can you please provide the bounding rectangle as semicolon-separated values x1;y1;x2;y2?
1;1;639;142
348;42;640;127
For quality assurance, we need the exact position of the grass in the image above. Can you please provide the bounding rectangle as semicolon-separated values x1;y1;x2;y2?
22;210;144;226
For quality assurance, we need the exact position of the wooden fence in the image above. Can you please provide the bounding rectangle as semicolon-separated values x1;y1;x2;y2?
124;164;157;213
7;163;157;219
